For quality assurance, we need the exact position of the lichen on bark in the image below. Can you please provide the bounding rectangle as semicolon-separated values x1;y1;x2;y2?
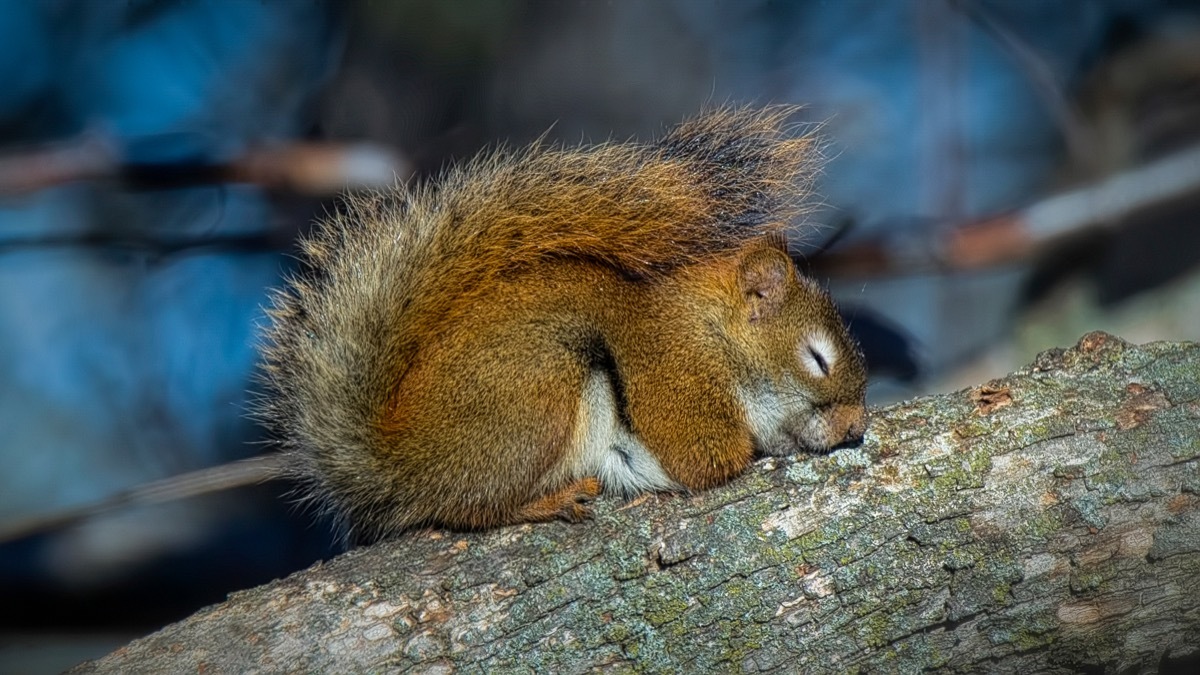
74;332;1200;673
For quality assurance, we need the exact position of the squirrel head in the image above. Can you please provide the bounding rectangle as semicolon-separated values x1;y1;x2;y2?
724;241;869;455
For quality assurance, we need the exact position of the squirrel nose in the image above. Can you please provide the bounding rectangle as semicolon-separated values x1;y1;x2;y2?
842;423;863;444
838;407;868;445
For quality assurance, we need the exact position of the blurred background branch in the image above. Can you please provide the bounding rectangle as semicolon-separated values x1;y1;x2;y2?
3;0;1200;671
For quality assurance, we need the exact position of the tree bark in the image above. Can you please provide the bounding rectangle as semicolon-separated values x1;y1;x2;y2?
73;332;1200;673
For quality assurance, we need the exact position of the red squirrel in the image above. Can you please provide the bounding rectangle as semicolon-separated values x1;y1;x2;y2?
0;107;867;544
259;106;867;541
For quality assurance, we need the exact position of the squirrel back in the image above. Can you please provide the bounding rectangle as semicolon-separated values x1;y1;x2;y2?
259;107;862;541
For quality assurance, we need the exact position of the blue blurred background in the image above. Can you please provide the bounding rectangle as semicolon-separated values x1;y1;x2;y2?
2;0;1200;670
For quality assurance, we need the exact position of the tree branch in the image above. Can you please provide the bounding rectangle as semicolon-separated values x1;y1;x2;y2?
73;332;1200;673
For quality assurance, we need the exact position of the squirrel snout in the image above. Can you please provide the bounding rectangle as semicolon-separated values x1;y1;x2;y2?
787;403;869;453
833;404;868;447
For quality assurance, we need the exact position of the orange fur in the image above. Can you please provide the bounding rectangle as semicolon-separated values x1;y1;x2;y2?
258;107;866;542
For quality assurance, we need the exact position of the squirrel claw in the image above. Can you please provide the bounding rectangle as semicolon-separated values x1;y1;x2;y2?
559;477;602;523
515;477;603;525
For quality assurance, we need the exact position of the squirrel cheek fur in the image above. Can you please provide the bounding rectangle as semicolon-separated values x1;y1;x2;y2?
262;107;869;541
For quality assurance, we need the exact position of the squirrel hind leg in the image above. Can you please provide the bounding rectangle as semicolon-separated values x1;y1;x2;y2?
513;477;602;524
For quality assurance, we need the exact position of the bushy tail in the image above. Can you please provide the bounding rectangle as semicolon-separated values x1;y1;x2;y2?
257;106;819;537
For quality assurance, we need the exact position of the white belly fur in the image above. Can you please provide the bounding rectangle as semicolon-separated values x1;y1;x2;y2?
547;371;678;498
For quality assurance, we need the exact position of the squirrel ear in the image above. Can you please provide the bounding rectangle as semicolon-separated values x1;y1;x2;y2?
741;247;791;323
